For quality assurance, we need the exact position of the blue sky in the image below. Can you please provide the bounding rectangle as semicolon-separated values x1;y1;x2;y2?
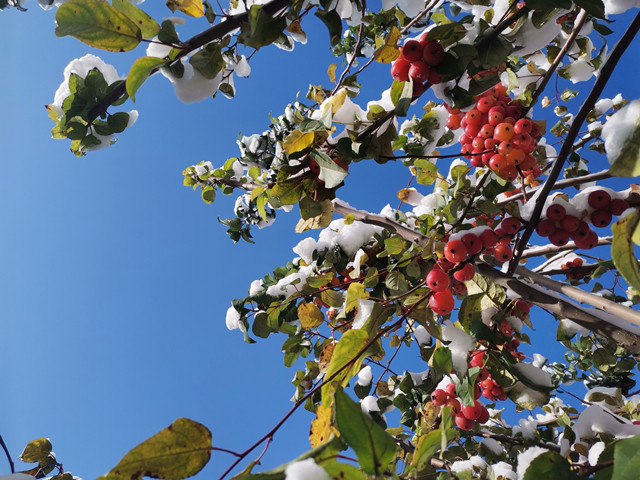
1;3;640;480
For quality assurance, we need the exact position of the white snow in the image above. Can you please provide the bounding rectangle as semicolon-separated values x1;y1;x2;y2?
572;404;640;441
352;298;374;329
441;321;475;375
603;0;640;16
602;98;640;166
361;395;380;413
284;458;331;480
588;441;606;466
516;446;548;479
513;417;539;440
225;306;242;330
490;462;518;480
481;438;505;455
357;365;373;386
414;325;431;346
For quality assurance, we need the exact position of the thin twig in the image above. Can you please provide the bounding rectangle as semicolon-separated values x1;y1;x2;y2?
0;435;15;474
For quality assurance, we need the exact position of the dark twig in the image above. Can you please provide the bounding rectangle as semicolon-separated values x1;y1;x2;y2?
0;435;15;473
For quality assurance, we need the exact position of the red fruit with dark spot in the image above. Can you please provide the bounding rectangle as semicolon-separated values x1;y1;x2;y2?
426;268;451;292
401;40;424;62
536;219;556;237
590;209;612;228
430;290;455;315
476;406;490;424
501;217;522;235
408;61;431;82
561;215;580;233
454;263;476;282
431;389;448;406
479;229;499;249
493;245;513;263
391;57;411;81
461;233;483;255
546;204;566;221
444;239;468;263
549;229;570;247
455;414;475;430
588;190;611;209
461;401;485;421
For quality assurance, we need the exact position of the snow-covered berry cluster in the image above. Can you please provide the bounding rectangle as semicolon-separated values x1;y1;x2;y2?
391;33;446;97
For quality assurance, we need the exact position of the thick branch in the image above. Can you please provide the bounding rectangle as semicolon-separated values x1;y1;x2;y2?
332;199;430;247
0;435;14;474
495;258;640;328
477;263;640;353
521;236;612;259
88;0;292;122
497;170;612;207
510;11;640;272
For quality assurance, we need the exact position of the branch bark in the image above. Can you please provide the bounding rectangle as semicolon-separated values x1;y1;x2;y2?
477;263;640;353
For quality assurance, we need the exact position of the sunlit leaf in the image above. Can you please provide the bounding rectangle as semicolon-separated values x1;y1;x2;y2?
55;0;141;52
282;129;315;155
374;26;401;63
298;302;325;329
19;438;52;464
309;404;337;448
112;0;160;38
334;388;398;476
612;212;640;293
321;330;371;405
166;0;204;17
345;282;369;314
98;418;211;480
126;57;166;101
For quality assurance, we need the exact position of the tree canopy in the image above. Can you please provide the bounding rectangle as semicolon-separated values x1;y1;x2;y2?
3;0;640;480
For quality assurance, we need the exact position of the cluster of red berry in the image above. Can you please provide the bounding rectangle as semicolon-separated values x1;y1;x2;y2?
561;257;589;280
390;33;446;97
430;379;491;430
535;188;629;248
446;84;543;183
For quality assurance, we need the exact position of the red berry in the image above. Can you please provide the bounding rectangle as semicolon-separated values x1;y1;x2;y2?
514;118;532;134
546;204;566;221
461;233;483;255
494;122;515;142
501;217;521;235
574;230;599;249
444;239;468;263
422;40;445;66
455;414;475;430
428;69;445;85
609;199;629;216
549;229;570;247
446;398;461;415
402;40;424;62
454;263;476;282
431;389;448;406
590;209;612;228
445;383;457;397
426;268;451;292
461;401;485;421
408;61;431;82
391;58;411;81
429;291;455;315
446;114;462;130
469;351;484;368
493;245;513;263
588;190;611;209
479;229;499;249
476;406;490;424
561;215;580;232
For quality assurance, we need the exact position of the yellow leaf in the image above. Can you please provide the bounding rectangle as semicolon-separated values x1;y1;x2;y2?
166;0;204;17
298;302;325;329
283;129;315;154
322;88;347;117
318;342;335;373
374;27;401;63
328;63;337;83
309;405;338;447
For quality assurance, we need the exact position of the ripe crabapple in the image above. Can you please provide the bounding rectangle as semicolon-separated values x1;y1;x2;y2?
426;268;451;292
453;263;475;282
401;40;424;62
429;290;455;315
588;190;611;209
455;414;475;430
431;389;448;406
444;239;468;263
391;58;411;81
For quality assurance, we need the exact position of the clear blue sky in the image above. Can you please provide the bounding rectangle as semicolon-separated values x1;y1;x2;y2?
1;3;639;480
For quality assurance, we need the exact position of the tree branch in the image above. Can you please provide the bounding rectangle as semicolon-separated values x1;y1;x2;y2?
510;11;640;272
521;236;612;259
0;435;15;474
332;199;430;247
88;0;292;122
476;263;640;353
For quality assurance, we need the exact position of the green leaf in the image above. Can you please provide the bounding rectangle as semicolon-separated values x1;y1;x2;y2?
107;112;130;133
477;35;511;68
310;150;348;189
574;0;606;19
20;438;52;463
334;388;398;476
97;418;211;480
612;212;640;293
522;451;571;480
201;186;216;204
55;0;142;52
127;56;166;101
158;19;180;45
321;330;371;406
345;282;369;314
390;79;414;117
315;9;342;46
189;43;225;79
112;0;160;38
239;4;287;50
612;434;640;480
